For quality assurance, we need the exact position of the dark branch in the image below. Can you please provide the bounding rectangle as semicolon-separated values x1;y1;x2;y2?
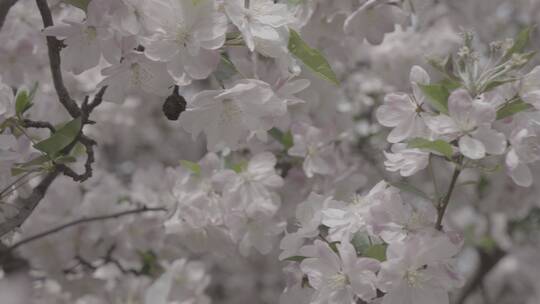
22;119;56;133
0;169;60;238
0;0;18;31
435;158;462;230
82;86;107;120
455;246;506;304
56;87;107;182
3;206;167;254
0;0;108;243
35;0;81;118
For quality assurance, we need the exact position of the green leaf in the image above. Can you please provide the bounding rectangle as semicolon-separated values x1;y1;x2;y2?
503;27;533;61
496;99;533;120
34;117;82;156
180;160;201;175
15;90;31;117
483;78;519;92
64;0;91;11
439;78;461;91
192;0;204;4
11;155;50;176
457;180;479;187
269;128;294;150
28;82;39;101
428;55;456;80
389;182;432;201
288;29;339;85
231;160;248;173
284;255;307;262
351;232;372;254
138;250;162;276
418;84;450;114
363;244;387;262
215;55;239;82
408;137;454;159
54;155;77;164
477;236;497;253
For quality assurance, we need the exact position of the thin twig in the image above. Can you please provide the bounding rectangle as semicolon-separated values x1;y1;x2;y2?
3;206;167;253
435;159;462;231
428;155;440;199
82;86;107;119
56;135;96;182
0;171;34;199
22;119;56;133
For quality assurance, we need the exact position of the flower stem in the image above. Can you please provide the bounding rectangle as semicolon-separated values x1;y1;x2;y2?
435;160;462;230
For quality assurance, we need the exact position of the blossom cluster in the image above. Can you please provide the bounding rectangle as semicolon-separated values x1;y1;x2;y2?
0;0;540;304
280;182;464;304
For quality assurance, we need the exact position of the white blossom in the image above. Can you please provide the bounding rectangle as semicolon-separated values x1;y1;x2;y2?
179;79;287;151
42;0;119;74
225;0;291;56
377;235;463;304
424;89;506;159
300;240;380;304
142;0;227;85
98;52;173;103
383;143;429;177
376;66;431;143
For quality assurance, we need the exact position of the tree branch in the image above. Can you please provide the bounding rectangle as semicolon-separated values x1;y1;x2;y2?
0;0;18;31
3;206;167;254
0;0;108;243
455;246;506;304
22;119;56;133
0;169;60;238
35;0;81;118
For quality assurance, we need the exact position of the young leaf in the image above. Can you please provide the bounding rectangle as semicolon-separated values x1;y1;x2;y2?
363;244;387;262
389;182;432;201
283;255;307;262
180;160;201;175
418;84;450;114
64;0;91;11
502;27;533;61
496;99;533;120
28;82;39;101
482;78;519;93
269;128;294;150
54;155;77;164
15;90;31;117
231;160;248;173
282;131;294;150
288;29;339;85
215;55;239;82
34;117;82;156
11;155;51;176
408;137;454;159
439;78;461;91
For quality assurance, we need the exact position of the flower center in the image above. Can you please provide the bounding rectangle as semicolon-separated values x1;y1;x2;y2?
175;21;191;47
351;194;366;205
327;273;348;290
130;63;152;86
404;268;424;287
84;26;97;42
220;99;243;124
